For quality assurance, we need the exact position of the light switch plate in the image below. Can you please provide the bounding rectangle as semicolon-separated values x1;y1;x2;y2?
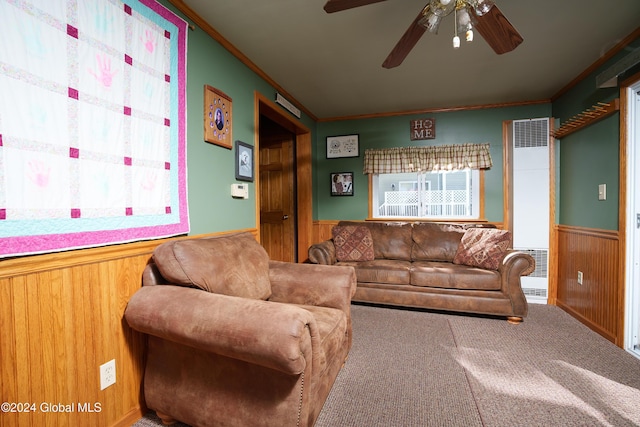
598;184;606;201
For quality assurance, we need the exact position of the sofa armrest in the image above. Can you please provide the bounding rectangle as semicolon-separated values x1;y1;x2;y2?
498;250;536;315
499;250;536;277
268;261;356;313
124;285;318;375
308;240;336;265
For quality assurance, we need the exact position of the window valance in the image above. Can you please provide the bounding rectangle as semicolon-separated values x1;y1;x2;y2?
363;143;492;174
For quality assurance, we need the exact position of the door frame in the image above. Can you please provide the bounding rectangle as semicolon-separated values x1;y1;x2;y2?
622;73;640;358
254;92;313;262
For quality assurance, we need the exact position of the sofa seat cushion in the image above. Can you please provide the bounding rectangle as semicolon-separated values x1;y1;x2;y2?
296;305;347;376
337;259;411;285
410;261;501;290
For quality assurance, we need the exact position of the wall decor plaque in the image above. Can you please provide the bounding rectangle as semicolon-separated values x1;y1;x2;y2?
204;85;232;149
326;134;359;158
410;118;436;141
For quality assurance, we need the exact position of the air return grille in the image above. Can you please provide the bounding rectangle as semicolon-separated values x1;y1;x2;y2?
516;248;548;278
514;119;549;148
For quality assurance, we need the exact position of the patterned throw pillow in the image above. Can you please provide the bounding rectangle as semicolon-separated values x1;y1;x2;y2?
453;228;511;270
332;225;375;262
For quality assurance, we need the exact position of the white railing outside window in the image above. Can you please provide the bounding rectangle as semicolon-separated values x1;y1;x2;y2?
373;169;478;219
378;190;470;218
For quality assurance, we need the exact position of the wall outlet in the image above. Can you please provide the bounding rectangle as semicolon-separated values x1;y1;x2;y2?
577;271;584;285
100;359;116;390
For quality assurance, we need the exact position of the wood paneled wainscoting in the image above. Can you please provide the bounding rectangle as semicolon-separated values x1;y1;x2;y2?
313;220;340;245
556;225;622;345
0;229;255;427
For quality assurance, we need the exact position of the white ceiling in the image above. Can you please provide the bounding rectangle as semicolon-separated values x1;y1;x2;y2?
180;0;640;119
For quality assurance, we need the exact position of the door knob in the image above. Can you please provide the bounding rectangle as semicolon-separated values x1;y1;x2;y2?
282;215;289;220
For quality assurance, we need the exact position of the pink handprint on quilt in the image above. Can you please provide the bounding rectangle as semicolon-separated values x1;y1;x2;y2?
27;160;51;188
141;171;157;191
142;30;156;53
88;54;118;88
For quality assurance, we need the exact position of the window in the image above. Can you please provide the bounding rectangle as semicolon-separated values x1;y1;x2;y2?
364;143;491;220
372;169;480;219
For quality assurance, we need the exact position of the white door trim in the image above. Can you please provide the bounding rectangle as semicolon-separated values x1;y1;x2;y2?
625;80;640;359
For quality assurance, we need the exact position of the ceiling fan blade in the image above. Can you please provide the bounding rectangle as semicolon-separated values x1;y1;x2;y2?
382;11;426;69
473;5;523;54
323;0;387;13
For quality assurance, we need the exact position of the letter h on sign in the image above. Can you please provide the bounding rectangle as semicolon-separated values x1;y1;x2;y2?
410;118;436;141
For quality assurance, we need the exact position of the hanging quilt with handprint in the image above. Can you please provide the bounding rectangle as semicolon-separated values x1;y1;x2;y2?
0;0;189;257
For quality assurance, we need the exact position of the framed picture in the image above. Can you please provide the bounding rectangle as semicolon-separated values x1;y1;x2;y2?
235;140;254;182
204;85;232;149
326;134;359;158
330;172;354;196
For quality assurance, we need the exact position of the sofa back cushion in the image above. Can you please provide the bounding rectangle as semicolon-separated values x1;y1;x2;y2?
338;221;412;261
332;225;375;262
453;228;512;271
411;222;465;262
152;232;272;300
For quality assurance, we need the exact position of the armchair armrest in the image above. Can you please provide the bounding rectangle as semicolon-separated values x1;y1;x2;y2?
308;240;336;265
268;261;356;313
124;285;319;375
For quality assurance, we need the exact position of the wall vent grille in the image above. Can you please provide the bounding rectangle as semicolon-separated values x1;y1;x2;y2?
515;248;548;278
514;119;549;148
522;287;548;298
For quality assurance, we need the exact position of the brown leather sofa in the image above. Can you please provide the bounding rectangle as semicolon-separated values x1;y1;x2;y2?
125;232;357;427
308;221;535;323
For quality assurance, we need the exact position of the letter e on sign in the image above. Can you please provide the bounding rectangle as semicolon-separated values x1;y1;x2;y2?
410;118;436;141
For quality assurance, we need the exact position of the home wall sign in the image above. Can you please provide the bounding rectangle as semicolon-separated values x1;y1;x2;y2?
410;118;436;141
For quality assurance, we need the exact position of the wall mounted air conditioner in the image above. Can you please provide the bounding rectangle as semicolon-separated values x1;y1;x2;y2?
513;118;550;304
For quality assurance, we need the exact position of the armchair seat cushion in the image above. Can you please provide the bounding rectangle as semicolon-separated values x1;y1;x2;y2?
296;305;348;377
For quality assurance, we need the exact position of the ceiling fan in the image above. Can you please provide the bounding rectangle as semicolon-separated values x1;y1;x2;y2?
323;0;523;68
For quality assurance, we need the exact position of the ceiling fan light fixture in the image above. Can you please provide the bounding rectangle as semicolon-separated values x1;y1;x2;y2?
418;9;443;33
456;7;472;31
453;35;461;49
472;0;495;16
430;0;456;17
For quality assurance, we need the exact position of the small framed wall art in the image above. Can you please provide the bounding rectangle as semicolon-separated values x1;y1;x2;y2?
326;134;359;158
330;172;354;196
235;140;254;182
204;85;232;149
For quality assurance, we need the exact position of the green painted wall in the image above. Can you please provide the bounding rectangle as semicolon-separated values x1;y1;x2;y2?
315;104;552;222
160;1;315;235
163;1;637;233
552;37;640;230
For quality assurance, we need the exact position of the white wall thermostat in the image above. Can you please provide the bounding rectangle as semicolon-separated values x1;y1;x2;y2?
231;183;249;199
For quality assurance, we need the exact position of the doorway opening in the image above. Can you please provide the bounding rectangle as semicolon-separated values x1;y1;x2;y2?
255;92;313;263
258;115;297;262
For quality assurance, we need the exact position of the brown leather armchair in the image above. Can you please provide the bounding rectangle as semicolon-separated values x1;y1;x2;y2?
125;232;356;427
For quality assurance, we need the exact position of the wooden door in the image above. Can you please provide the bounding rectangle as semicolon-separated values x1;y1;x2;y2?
259;118;296;262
